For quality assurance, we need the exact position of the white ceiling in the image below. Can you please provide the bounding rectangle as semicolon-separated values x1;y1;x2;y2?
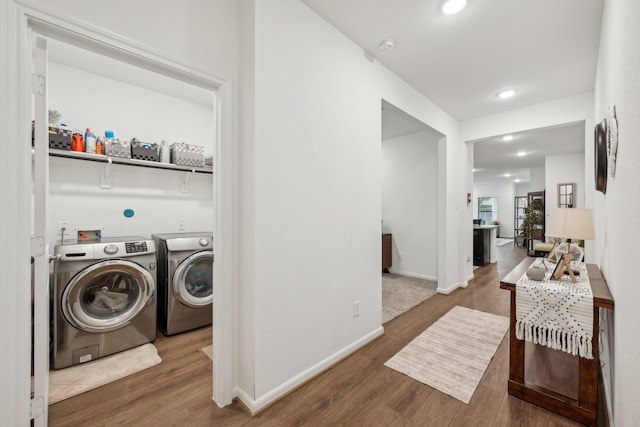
302;0;603;121
302;0;601;183
381;100;443;140
471;122;585;183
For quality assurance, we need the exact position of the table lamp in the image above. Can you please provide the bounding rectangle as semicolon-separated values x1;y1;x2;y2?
546;207;595;281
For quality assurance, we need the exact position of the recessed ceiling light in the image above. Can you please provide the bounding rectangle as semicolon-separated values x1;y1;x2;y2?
515;179;521;183
378;39;395;53
472;168;477;172
502;135;514;141
517;151;527;157
504;173;511;178
498;89;516;99
442;0;467;15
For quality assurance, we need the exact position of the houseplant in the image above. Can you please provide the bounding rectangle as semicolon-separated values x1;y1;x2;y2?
521;198;544;245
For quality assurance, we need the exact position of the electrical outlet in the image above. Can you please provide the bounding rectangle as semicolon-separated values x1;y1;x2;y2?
353;300;360;318
178;219;185;231
467;255;471;262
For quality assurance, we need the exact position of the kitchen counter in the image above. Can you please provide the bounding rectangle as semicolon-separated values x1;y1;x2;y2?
473;224;499;265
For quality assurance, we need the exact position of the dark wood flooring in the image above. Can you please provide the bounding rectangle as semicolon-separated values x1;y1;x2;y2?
49;244;595;426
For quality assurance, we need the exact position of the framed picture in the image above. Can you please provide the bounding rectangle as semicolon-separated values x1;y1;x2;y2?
551;253;579;282
594;119;608;194
550;254;566;280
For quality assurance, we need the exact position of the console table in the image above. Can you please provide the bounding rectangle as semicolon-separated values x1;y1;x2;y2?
500;257;613;426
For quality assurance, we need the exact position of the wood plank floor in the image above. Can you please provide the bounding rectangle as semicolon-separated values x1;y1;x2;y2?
49;245;600;426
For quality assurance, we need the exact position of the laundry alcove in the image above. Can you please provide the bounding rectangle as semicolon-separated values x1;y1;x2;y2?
27;17;234;423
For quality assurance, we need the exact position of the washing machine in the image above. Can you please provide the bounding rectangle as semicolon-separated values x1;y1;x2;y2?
153;232;213;336
51;237;157;370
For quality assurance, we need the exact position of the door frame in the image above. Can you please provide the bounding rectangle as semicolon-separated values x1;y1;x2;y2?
10;3;236;424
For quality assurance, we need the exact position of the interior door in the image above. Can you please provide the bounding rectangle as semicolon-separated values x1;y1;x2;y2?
31;34;50;426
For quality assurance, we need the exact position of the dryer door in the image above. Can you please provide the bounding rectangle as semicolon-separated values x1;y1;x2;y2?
172;251;213;307
62;259;155;333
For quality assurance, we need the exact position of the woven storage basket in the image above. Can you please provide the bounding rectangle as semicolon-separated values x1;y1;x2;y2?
170;142;205;167
131;139;160;162
105;139;131;158
47;126;72;150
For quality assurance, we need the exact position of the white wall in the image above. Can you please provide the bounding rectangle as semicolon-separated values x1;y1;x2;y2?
545;152;585;210
1;1;31;424
241;0;461;409
48;61;215;154
473;181;515;238
46;61;215;246
515;182;530;196
382;129;439;280
529;166;546;193
594;0;640;424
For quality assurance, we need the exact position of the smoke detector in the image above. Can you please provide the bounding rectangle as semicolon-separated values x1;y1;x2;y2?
378;39;395;54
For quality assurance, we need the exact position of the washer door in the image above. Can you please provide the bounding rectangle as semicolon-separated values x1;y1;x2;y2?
62;259;155;333
172;251;213;307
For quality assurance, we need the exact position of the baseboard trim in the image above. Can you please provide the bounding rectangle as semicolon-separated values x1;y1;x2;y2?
437;281;468;295
387;269;437;282
235;326;385;416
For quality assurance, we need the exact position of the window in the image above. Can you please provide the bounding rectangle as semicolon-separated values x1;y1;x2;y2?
478;197;497;220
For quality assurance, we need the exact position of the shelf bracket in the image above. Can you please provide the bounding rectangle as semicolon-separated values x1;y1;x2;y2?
181;169;195;193
101;157;113;189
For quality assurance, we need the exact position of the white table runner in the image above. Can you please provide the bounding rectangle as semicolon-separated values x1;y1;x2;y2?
515;259;593;359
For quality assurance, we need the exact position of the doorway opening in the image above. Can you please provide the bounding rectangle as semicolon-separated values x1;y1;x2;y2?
27;18;232;424
380;100;443;324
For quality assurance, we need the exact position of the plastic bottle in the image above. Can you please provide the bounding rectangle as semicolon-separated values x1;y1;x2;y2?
71;131;84;152
96;136;104;155
160;140;170;163
84;128;97;154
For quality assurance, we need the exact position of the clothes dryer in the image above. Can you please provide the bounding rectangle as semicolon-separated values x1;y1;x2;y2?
51;237;157;370
153;232;213;335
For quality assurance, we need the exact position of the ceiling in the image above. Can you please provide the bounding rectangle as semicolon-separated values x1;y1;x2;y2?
302;0;603;121
381;100;443;140
471;122;585;183
302;0;602;183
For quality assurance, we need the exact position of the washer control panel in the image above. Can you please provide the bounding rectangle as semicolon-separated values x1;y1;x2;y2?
55;238;155;260
103;244;119;255
125;241;148;254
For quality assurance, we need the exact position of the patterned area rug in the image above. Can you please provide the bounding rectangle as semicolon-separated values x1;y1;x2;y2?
384;306;509;403
49;343;161;405
382;274;437;324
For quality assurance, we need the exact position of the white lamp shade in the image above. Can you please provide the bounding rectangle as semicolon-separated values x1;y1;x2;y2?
546;208;595;241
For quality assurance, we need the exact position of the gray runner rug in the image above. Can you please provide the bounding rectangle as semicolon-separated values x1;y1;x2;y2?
384;306;509;403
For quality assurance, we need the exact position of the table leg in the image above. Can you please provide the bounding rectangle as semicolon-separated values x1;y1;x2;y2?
509;291;525;384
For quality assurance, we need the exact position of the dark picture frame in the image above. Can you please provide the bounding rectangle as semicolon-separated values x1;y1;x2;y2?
594;119;608;194
551;253;569;279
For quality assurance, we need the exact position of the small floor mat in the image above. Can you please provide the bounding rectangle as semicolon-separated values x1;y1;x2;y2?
49;343;161;405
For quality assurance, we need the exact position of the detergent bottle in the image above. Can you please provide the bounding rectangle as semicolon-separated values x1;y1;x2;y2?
84;128;97;154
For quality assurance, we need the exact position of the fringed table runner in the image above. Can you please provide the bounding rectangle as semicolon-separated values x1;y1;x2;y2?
515;259;593;359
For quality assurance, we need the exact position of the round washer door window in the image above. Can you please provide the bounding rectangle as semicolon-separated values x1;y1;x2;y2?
172;251;213;307
62;259;155;333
